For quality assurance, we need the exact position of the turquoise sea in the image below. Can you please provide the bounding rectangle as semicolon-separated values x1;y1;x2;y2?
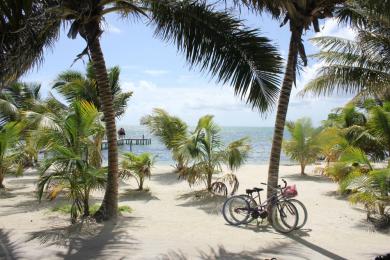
102;126;293;165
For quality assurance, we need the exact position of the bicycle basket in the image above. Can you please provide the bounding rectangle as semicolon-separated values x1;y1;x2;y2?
283;185;297;198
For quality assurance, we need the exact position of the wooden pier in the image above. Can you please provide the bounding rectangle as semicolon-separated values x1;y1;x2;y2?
101;137;151;149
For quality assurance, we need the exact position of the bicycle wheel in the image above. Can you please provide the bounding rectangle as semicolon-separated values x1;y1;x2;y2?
271;200;298;233
240;195;258;223
222;196;250;226
288;199;308;229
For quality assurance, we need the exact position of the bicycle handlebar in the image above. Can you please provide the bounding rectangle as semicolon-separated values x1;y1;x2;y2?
260;179;287;190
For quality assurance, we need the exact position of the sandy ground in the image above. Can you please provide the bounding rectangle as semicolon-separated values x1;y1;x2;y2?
0;164;389;260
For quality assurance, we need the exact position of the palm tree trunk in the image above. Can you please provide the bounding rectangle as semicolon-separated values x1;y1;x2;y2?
300;163;305;175
84;24;118;221
0;173;5;189
267;29;302;200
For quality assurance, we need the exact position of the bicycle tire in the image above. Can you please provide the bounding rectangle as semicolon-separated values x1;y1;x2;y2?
222;196;250;226
239;195;258;224
287;199;308;229
271;200;299;233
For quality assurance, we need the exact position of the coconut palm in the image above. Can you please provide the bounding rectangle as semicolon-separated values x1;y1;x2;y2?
141;108;188;172
231;0;345;199
8;0;282;221
120;152;155;191
53;63;132;118
177;115;250;193
37;100;106;222
283;118;321;175
0;122;24;188
0;0;60;87
300;0;390;100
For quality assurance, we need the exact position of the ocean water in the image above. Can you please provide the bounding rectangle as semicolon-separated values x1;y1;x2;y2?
102;126;293;165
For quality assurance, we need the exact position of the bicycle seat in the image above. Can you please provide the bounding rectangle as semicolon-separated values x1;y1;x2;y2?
246;189;255;194
253;187;263;192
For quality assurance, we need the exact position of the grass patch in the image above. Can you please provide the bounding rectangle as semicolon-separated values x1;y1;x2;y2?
52;204;132;214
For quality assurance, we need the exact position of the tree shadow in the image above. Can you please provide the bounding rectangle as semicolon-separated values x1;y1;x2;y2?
119;189;159;202
152;171;182;185
27;217;141;259
286;230;347;260
322;190;348;201
283;174;331;183
159;242;311;260
0;229;22;260
176;190;225;215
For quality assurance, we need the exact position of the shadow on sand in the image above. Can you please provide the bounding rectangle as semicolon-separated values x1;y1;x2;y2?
283;174;331;183
158;242;311;260
28;217;141;259
0;229;22;260
286;230;347;260
119;189;159;202
152;171;182;185
176;190;225;215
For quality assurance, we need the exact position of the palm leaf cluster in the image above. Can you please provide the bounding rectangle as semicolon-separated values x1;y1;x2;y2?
283;118;321;175
301;0;390;100
0;0;60;86
53;63;132;118
120;152;155;191
177;115;250;195
36;100;106;223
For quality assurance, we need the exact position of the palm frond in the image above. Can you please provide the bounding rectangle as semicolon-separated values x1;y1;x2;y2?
150;0;282;112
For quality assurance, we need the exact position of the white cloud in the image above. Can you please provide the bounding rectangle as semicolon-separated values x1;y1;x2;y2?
143;69;169;76
314;18;356;40
103;23;121;34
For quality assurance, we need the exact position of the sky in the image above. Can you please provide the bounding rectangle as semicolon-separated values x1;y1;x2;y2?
21;5;356;127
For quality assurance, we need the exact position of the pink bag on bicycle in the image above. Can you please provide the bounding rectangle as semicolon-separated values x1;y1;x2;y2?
283;184;298;198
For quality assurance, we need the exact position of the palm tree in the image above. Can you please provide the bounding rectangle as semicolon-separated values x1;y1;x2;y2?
46;0;283;221
37;100;106;222
53;63;132;118
283;118;321;175
0;0;60;87
120;152;155;191
300;0;390;100
178;115;250;193
0;122;24;188
233;0;344;199
367;104;390;164
141;108;188;172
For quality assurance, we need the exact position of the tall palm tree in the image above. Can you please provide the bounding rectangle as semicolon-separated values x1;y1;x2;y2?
45;0;282;221
235;0;344;199
3;0;282;220
53;63;132;118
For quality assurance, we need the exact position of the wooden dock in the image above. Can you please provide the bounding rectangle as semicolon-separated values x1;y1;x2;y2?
101;137;151;149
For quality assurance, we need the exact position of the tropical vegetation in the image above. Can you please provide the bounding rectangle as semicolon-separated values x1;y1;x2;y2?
283;118;321;175
36;100;107;223
120;152;155;191
1;0;283;221
141;109;188;172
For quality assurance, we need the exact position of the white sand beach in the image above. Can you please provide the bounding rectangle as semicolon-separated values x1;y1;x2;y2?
0;164;389;260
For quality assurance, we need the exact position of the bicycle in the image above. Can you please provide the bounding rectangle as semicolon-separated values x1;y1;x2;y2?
240;179;307;229
222;180;299;233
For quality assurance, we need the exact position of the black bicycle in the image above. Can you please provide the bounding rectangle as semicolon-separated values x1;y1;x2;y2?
222;180;299;233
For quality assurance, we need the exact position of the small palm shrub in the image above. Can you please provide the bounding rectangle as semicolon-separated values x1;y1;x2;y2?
283;118;321;175
177;115;250;195
141;108;188;172
0;122;25;189
36;101;106;223
120;152;155;191
348;169;390;228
